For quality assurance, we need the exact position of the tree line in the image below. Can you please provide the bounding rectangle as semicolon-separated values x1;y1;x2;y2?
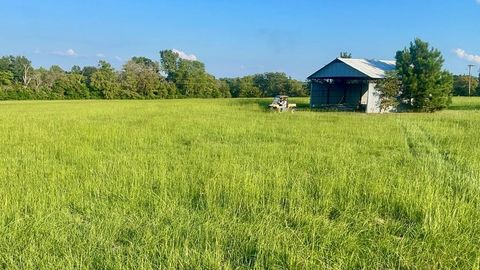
0;50;308;100
452;74;479;96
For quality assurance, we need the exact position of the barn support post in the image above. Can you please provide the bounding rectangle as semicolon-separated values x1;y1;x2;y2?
310;81;313;107
326;81;331;105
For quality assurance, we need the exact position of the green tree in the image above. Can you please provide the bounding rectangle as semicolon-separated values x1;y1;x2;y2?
14;56;33;86
478;72;480;95
217;80;232;98
160;50;180;81
239;77;262;97
175;60;219;97
285;78;308;97
47;66;66;90
340;52;352;58
253;72;288;97
30;68;49;96
160;50;220;98
90;61;120;99
131;57;160;73
52;73;90;99
375;71;401;112
395;38;453;111
120;58;167;98
81;66;98;96
0;71;13;86
26;65;67;98
252;72;308;97
70;65;82;74
0;56;11;71
226;76;262;98
0;56;33;86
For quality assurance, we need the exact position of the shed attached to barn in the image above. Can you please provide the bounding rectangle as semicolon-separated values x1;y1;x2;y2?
308;58;396;113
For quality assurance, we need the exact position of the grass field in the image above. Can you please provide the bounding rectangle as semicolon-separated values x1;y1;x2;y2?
1;97;480;269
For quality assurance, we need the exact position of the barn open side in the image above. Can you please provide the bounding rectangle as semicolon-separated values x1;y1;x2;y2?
308;58;396;113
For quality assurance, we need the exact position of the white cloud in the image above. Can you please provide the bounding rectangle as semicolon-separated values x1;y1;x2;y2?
53;48;78;57
172;49;198;61
454;48;480;64
96;53;106;58
115;56;123;62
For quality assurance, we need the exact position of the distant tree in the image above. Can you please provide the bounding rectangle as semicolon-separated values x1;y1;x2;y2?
52;73;89;99
0;56;33;86
222;73;308;98
174;60;218;97
0;57;13;76
253;72;287;97
26;65;67;97
160;50;223;98
131;57;160;73
478;72;480;95
239;77;262;97
340;52;352;58
90;61;120;99
49;65;65;74
0;71;13;86
70;65;82;74
81;66;98;96
285;78;309;97
395;38;453;111
14;56;33;86
453;75;479;96
252;72;307;97
47;65;66;86
30;68;48;93
375;71;401;112
160;50;180;81
229;76;262;98
217;80;232;98
120;58;167;98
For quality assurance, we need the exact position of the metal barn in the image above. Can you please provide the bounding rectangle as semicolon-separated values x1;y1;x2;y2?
308;58;396;113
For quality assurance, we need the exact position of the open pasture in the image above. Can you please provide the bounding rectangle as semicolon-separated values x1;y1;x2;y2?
1;97;480;269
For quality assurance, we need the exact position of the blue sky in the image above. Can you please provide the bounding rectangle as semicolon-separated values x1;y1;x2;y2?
1;0;479;79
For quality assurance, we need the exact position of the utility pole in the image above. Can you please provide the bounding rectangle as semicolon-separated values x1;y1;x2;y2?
468;64;475;96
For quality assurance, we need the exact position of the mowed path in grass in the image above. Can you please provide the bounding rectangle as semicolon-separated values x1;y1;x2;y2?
0;98;480;269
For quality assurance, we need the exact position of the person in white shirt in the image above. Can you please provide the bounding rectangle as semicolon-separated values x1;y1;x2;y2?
279;98;287;112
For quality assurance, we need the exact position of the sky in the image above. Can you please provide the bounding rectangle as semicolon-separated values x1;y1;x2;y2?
1;0;479;80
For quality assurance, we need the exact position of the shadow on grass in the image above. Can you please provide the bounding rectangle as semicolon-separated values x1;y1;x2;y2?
448;104;480;111
449;97;480;111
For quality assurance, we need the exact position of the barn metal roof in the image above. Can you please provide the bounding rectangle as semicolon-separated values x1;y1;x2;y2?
308;58;396;80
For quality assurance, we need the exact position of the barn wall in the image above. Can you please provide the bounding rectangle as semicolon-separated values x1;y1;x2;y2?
310;81;368;108
310;83;328;107
346;82;368;105
366;82;381;113
329;84;344;104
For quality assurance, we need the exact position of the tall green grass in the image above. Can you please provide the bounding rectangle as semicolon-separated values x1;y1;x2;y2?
1;97;480;269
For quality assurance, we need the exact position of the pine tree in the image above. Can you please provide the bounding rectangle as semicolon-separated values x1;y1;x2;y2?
395;38;453;112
